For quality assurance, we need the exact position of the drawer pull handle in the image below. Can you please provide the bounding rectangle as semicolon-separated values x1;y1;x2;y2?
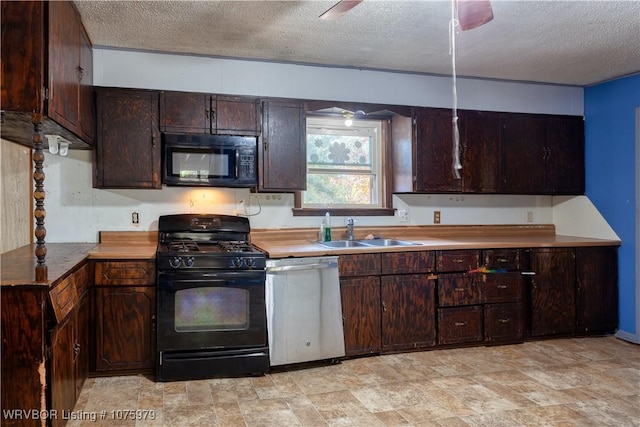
497;284;508;289
454;322;467;327
498;318;511;323
454;287;466;292
452;259;464;263
497;258;508;263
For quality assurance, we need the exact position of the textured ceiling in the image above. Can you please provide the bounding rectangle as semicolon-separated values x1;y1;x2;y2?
74;0;640;86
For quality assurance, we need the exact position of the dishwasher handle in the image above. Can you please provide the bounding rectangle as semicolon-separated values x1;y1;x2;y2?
266;262;338;274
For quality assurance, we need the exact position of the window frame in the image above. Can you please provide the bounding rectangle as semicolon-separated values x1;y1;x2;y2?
293;114;395;217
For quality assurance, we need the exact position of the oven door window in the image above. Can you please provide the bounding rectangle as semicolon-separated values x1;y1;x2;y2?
175;287;249;332
170;148;234;179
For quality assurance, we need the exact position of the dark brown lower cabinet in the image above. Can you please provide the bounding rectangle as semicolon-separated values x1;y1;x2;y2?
381;274;436;352
438;306;483;345
339;276;381;356
50;312;75;427
576;246;618;333
529;248;576;336
95;286;156;372
484;303;523;342
50;265;90;427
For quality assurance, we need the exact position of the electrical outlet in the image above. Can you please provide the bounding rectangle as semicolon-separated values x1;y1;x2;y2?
434;211;441;224
398;209;409;222
131;212;139;225
527;210;534;223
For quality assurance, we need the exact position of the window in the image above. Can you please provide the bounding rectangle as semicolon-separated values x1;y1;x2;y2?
303;116;383;209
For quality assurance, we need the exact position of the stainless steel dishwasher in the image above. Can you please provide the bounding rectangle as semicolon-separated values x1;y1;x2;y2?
265;256;345;366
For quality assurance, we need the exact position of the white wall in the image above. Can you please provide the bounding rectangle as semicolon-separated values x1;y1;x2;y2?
42;49;592;243
94;49;584;115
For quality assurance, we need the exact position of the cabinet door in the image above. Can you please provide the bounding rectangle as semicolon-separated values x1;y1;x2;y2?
260;100;306;191
413;107;461;192
1;1;45;113
216;96;260;135
460;110;500;193
78;27;94;144
74;291;89;399
381;274;435;352
50;314;75;427
545;116;585;194
95;89;161;188
48;0;80;132
339;276;381;356
576;247;618;333
500;113;546;193
160;91;210;133
95;287;156;372
530;248;576;336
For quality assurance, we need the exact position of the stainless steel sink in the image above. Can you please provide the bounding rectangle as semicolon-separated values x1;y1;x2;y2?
314;240;370;248
359;238;421;247
314;238;421;248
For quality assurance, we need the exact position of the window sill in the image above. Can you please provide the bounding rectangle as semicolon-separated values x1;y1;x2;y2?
292;208;396;217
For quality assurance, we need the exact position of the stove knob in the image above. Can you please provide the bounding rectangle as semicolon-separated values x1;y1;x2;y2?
231;257;244;268
169;257;182;268
244;258;256;269
183;257;195;268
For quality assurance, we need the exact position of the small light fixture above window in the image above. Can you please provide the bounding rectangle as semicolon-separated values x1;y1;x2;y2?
342;111;354;127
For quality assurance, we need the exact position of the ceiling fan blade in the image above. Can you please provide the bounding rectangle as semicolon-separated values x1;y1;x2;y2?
319;0;363;20
457;0;494;30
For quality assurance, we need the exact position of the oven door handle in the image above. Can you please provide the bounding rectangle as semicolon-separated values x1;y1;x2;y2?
266;262;337;274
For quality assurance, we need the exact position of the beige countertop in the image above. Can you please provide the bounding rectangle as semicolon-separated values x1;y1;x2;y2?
1;226;620;286
251;225;621;258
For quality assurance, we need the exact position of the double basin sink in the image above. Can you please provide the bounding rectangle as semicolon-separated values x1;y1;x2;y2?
314;238;422;249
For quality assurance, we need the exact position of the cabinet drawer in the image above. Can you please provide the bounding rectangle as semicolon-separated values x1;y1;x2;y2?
381;251;435;274
49;273;79;323
94;261;155;286
438;274;481;306
484;303;523;342
339;253;381;277
483;249;521;270
482;273;523;303
436;250;480;272
74;263;90;297
437;306;483;345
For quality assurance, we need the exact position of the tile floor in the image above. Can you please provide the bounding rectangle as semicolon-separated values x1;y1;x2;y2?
70;336;639;427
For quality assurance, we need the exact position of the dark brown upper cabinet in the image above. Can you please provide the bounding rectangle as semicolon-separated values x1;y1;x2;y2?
159;91;260;136
412;107;461;193
259;100;306;191
460;110;500;193
94;88;161;189
394;107;497;193
394;108;584;195
0;0;94;147
500;113;584;194
545;115;585;194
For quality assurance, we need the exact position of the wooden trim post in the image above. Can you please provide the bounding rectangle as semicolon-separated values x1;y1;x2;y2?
32;112;47;281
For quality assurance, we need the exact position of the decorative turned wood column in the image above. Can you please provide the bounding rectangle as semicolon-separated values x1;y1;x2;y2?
32;113;47;281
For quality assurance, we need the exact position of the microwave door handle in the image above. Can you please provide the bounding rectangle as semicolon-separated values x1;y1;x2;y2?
235;150;239;179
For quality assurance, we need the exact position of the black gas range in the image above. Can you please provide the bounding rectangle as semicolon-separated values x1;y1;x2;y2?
155;214;269;381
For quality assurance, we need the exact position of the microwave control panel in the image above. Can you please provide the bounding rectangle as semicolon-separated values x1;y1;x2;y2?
239;150;256;179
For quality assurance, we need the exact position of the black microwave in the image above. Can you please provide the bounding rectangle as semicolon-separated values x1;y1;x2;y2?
163;133;258;187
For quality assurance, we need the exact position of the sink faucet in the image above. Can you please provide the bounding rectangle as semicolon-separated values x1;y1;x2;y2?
346;218;355;241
